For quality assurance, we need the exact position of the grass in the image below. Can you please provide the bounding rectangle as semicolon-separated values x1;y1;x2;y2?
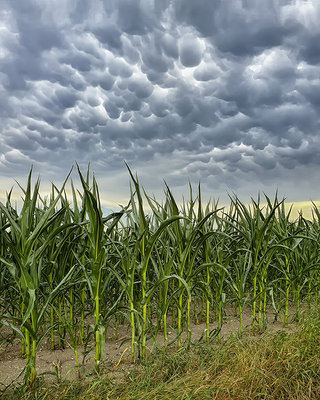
3;307;320;400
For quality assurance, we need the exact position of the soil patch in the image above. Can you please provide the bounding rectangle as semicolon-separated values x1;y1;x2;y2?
0;305;299;389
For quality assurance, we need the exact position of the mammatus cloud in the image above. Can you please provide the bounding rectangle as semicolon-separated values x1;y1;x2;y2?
1;0;320;206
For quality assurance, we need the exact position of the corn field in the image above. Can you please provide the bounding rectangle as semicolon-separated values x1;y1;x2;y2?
1;165;320;387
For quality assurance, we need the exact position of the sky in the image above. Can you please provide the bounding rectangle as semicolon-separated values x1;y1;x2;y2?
0;0;320;211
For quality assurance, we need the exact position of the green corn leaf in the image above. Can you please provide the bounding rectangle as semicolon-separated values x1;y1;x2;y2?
22;288;36;326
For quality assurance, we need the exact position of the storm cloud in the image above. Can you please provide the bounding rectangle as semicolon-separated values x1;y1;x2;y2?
1;0;320;205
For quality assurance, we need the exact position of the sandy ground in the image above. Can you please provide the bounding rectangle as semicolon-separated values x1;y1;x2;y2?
0;305;299;389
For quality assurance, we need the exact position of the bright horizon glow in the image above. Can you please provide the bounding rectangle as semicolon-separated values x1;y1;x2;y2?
1;176;319;220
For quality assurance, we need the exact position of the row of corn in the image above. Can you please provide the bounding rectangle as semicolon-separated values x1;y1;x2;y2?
0;165;319;386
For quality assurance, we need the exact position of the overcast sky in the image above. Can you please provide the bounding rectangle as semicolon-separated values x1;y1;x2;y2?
1;0;320;209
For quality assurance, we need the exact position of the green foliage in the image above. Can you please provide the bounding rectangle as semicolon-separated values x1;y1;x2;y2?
1;165;320;391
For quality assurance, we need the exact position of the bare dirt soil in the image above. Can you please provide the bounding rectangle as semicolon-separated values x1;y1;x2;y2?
0;306;298;389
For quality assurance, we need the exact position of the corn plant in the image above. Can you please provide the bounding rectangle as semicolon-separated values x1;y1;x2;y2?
76;165;125;371
0;169;78;386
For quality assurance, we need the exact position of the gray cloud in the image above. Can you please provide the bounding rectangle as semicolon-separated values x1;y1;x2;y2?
179;35;203;67
1;0;320;206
